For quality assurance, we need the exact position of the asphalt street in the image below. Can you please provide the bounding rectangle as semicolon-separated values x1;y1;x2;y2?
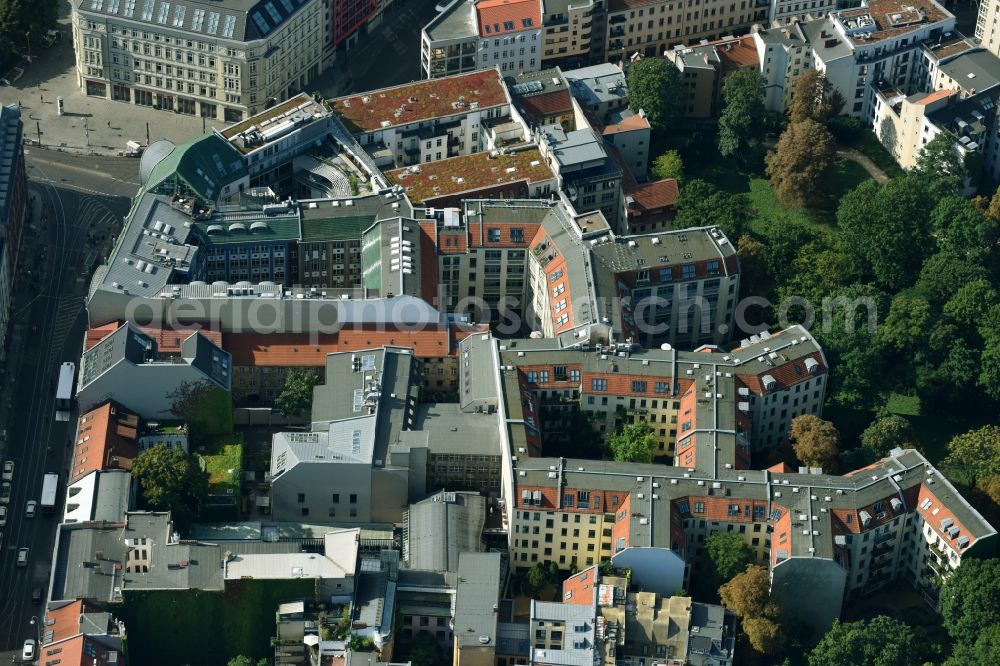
0;150;133;660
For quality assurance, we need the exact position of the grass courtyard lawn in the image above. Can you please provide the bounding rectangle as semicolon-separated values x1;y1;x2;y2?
119;579;314;665
201;440;244;494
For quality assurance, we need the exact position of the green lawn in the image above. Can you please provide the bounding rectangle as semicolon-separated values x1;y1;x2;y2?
119;580;315;665
201;440;243;494
188;387;234;444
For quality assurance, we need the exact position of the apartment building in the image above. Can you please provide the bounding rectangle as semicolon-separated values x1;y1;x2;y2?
537;124;625;228
221;323;475;402
559;568;737;665
69;0;328;122
0;106;25;307
666;34;759;118
769;0;835;25
540;0;605;69
385;144;558;207
455;326;995;631
506;67;577;129
753;21;814;112
76;321;231;418
976;0;1000;59
332;69;519;169
421;0;543;79
40;600;127;666
453;552;504;666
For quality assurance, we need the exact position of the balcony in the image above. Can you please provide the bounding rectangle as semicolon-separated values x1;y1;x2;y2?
610;27;624;37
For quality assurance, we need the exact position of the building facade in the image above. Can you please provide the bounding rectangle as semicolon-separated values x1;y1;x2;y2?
69;0;328;122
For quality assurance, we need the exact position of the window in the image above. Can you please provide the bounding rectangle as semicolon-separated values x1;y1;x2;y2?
488;228;501;242
157;1;170;24
632;380;647;393
550;268;564;281
592;378;607;391
682;264;696;279
694;502;705;513
707;260;720;275
655;381;669;394
332;493;340;503
659;267;672;281
510;227;524;242
553;283;565;297
570;369;581;382
349;494;358;504
297;493;305;503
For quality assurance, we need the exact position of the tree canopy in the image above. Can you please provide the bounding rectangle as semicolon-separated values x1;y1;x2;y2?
406;631;448;666
674;179;750;240
766;119;836;207
942;426;1000;485
789;70;843;124
650;149;685;182
132;445;207;526
625;58;683;130
790;415;840;471
608;421;657;463
719;68;766;162
860;415;916;461
807;616;918;666
945;622;1000;666
706;532;755;582
275;368;320;417
719;565;776;619
915;131;966;198
227;657;267;666
939;558;1000;645
837;175;934;293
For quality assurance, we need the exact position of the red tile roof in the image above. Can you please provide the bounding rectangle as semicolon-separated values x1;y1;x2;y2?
917;483;978;550
332;70;508;133
915;88;954;106
735;352;826;395
627;179;679;211
222;326;464;367
715;36;760;73
515;90;574;123
562;565;599;606
601;113;651;135
85;322;222;352
71;402;140;483
476;0;541;36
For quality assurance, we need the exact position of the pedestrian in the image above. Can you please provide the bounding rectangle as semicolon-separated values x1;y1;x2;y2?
17;100;21;108
40;93;43;102
107;121;111;128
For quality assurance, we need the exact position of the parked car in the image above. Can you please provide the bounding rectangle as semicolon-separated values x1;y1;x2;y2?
0;504;6;526
2;459;12;480
22;638;35;660
0;481;10;504
16;547;28;567
25;500;36;518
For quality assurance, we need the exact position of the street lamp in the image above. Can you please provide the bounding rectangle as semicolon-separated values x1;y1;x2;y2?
29;614;41;656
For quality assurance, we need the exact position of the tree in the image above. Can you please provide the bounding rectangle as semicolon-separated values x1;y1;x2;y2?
838;176;934;292
765;119;835;207
915;251;990;308
275;368;320;417
939;558;1000;644
608;421;656;463
915;131;966;198
674;179;750;240
736;235;769;298
719;68;766;161
718;565;775;618
860;415;916;461
931;197;999;262
166;379;232;444
878;292;932;352
777;237;861;309
945;622;1000;666
808;616;918;666
943;426;1000;484
979;476;1000;505
743;617;785;655
625;58;683;130
524;561;559;597
706;532;755;581
789;70;840;124
649;149;684;181
943;279;999;330
407;631;446;666
131;444;207;526
227;658;267;666
790;415;840;470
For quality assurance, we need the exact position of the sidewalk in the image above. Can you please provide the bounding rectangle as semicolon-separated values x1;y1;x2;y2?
0;19;225;156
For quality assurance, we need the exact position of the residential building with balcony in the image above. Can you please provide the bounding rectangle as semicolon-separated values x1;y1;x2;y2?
769;0;835;25
69;0;328;122
666;34;760;118
421;0;543;79
604;0;767;63
540;0;606;69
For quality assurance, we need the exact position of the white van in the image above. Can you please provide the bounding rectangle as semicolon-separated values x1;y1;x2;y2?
16;547;28;567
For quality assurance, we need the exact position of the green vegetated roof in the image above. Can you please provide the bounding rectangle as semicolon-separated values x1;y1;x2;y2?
300;214;375;242
145;133;248;201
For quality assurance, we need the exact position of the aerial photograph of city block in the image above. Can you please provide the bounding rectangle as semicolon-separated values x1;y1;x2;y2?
0;0;999;664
